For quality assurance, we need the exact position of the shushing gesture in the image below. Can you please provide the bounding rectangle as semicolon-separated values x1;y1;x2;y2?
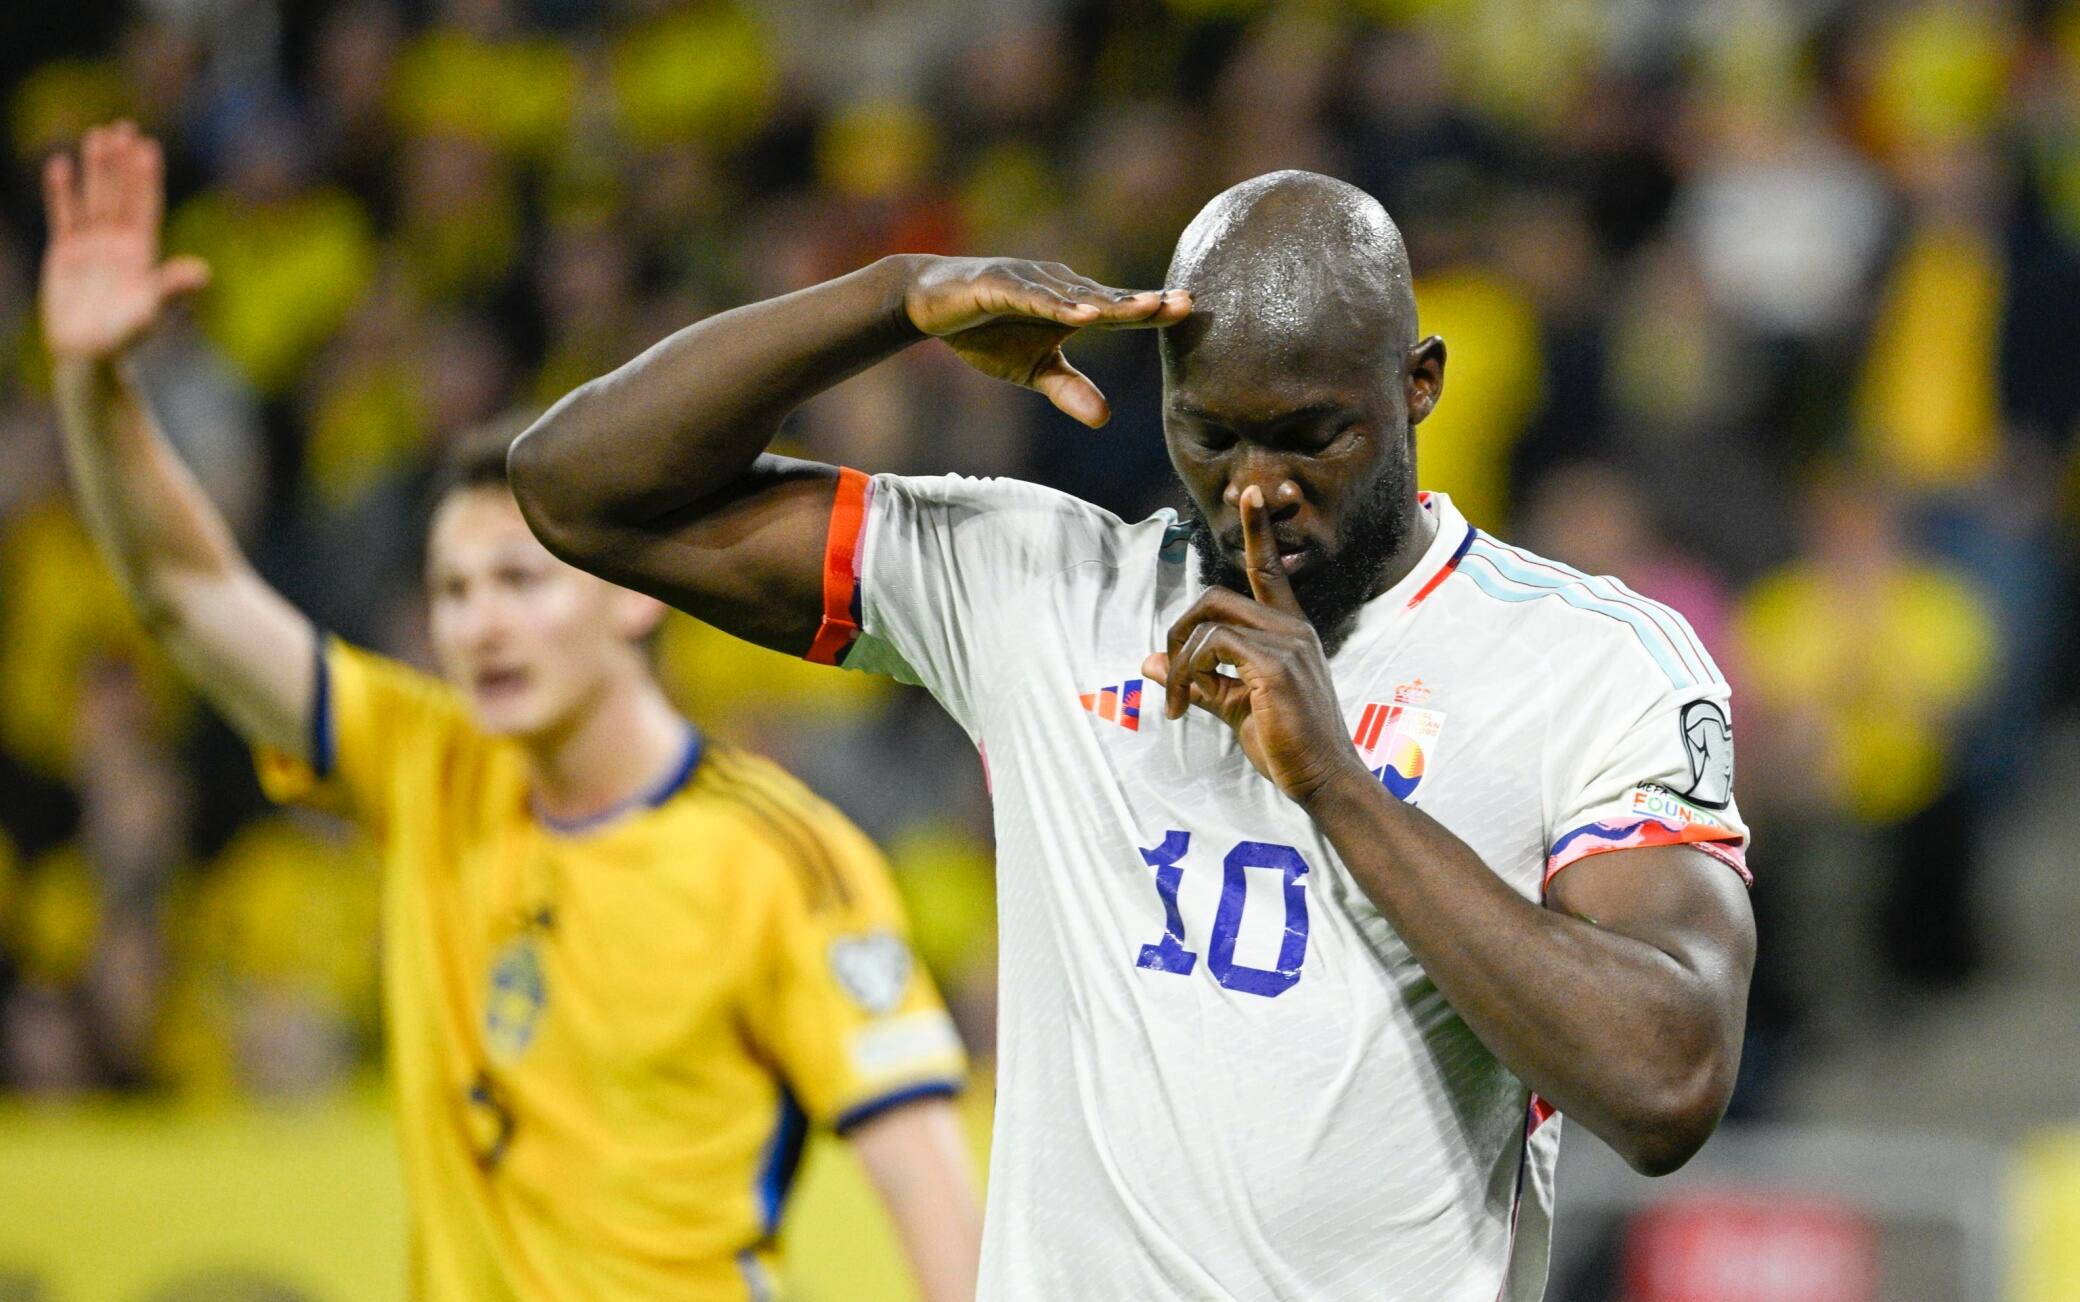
41;121;210;364
1143;486;1366;807
901;256;1191;429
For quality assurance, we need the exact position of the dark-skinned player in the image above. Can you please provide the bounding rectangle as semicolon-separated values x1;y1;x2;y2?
509;170;1756;1302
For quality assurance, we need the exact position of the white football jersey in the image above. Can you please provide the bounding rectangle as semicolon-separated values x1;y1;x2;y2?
813;470;1750;1301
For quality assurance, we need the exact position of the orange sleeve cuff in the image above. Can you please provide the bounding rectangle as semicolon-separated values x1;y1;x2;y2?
805;467;871;666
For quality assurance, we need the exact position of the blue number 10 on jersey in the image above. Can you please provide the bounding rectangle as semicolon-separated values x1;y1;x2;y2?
1135;831;1311;997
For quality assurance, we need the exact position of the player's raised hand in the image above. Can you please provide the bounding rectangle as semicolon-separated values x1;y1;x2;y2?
40;122;210;364
1143;486;1368;806
901;255;1190;428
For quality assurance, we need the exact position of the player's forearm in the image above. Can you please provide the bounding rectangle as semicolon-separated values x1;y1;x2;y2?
852;1098;982;1302
52;354;246;630
509;255;922;555
50;352;313;756
1303;768;1733;1175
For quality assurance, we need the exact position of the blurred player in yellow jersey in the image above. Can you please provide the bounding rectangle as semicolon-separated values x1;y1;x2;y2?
38;122;981;1301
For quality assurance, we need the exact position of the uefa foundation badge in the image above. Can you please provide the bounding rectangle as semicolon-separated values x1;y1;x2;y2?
1352;682;1446;801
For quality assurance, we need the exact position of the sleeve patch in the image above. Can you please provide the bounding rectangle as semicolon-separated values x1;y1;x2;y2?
1675;699;1734;807
827;931;913;1016
1546;790;1750;888
846;1010;964;1079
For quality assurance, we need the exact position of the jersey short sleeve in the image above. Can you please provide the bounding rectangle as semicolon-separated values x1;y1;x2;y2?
808;469;1124;735
252;634;475;837
1543;661;1751;892
734;772;967;1131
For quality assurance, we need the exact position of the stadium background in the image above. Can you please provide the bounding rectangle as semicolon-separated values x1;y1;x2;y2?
0;0;2078;1297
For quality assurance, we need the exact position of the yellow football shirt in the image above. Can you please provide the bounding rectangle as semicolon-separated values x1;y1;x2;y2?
256;639;966;1300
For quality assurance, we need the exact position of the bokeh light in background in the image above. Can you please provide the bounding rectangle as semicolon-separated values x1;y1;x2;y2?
0;0;2077;1298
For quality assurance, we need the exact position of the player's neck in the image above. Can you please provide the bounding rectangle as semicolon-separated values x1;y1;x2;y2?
1365;496;1441;601
525;675;691;825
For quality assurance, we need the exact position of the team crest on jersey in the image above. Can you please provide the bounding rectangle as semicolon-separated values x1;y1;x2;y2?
484;935;547;1064
1352;698;1447;801
829;931;912;1016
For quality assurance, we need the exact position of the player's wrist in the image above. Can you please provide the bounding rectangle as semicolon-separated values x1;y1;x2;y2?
1289;749;1383;820
871;253;934;343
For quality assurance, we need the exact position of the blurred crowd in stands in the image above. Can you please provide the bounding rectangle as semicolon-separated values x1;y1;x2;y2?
0;0;2073;1118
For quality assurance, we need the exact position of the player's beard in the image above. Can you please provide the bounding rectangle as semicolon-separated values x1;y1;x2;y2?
1181;438;1418;657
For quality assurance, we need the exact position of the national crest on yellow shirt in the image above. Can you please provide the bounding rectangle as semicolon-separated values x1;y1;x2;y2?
485;934;548;1064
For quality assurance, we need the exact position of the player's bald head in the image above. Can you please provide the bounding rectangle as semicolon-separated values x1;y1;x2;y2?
1160;170;1417;376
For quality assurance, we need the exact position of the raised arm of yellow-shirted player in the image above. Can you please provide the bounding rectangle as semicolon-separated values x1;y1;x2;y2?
39;122;315;759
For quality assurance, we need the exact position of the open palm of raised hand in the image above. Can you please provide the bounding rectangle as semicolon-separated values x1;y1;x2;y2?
901;256;1189;427
40;121;210;363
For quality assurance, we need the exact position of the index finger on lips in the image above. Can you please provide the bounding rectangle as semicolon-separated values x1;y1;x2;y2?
1238;486;1304;615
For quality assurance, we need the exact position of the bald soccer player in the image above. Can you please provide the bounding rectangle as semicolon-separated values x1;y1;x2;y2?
511;171;1757;1301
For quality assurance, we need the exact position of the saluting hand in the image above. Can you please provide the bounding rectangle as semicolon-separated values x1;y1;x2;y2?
900;256;1190;428
40;121;210;365
1143;486;1369;807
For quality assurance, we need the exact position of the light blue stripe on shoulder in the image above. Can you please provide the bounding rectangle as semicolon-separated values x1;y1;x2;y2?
1475;536;1715;681
1460;546;1693;689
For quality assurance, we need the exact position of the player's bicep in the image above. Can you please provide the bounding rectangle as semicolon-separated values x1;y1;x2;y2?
158;563;317;760
535;454;838;656
1549;843;1756;1006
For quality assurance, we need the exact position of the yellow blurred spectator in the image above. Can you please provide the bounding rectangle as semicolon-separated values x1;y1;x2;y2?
167;175;377;398
1860;1;2015;155
959;143;1060;250
301;275;430;509
8;60;128;168
0;503;188;776
1735;474;1998;825
394;134;523;307
388;24;577;161
1422;0;1600;127
817;100;938;203
156;813;381;1098
610;2;776;149
1409;264;1542;530
882;823;996;999
5;845;101;989
655;614;891;743
1854;200;2004;488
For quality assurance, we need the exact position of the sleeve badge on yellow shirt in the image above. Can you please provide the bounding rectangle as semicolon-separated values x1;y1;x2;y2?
828;932;912;1016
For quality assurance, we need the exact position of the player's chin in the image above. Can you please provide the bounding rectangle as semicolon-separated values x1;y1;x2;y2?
467;685;560;739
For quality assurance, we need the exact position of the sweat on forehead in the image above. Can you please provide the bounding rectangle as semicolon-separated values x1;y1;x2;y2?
1164;170;1417;359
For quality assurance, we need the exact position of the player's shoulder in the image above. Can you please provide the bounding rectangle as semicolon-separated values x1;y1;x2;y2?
1447;529;1726;696
325;637;493;757
682;744;890;915
869;471;1178;571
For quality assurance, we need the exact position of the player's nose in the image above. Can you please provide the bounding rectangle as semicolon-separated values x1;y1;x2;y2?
1222;472;1302;518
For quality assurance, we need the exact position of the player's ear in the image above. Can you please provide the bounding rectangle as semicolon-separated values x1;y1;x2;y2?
1406;335;1445;426
611;587;668;642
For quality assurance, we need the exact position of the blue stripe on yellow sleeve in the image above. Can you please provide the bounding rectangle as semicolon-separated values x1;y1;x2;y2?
755;1087;809;1238
832;1078;962;1137
309;627;336;781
